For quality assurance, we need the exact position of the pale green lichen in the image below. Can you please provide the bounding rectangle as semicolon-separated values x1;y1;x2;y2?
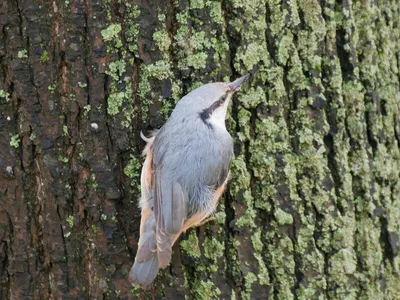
121;76;134;127
58;156;68;163
242;272;257;300
251;230;263;253
203;237;224;261
10;135;20;148
124;3;140;52
153;29;171;53
235;43;267;72
192;279;221;299
107;92;125;116
106;60;126;81
235;191;256;228
40;50;49;62
91;173;98;189
18;49;28;59
180;231;201;258
186;52;208;69
189;0;204;9
62;125;68;136
146;61;173;80
0;89;10;101
66;215;74;228
124;155;141;186
101;23;122;47
274;208;294;225
214;211;226;225
48;83;57;94
83;104;91;117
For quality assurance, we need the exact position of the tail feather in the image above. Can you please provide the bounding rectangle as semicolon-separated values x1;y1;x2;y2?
130;211;160;286
130;254;159;287
156;228;174;269
135;231;157;262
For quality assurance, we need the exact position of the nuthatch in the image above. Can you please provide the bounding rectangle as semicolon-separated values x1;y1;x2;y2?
130;74;250;287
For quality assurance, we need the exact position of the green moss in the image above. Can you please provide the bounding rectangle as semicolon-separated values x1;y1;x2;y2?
10;134;20;148
180;231;201;258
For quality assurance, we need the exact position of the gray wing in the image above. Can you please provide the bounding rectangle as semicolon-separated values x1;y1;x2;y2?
153;167;187;268
216;149;233;187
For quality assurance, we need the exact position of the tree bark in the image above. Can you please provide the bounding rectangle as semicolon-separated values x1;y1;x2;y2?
1;0;400;299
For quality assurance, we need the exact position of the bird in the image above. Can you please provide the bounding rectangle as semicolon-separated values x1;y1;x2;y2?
129;74;250;287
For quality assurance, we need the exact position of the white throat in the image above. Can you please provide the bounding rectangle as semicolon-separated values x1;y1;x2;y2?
208;99;230;130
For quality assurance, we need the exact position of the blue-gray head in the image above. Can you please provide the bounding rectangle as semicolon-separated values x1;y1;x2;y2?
170;74;250;128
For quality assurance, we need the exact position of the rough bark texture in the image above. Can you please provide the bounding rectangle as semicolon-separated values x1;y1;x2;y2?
0;0;400;299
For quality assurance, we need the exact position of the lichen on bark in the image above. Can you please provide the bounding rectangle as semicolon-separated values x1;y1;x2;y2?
0;0;399;299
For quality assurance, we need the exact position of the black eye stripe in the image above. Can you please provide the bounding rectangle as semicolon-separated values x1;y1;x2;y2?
199;91;230;122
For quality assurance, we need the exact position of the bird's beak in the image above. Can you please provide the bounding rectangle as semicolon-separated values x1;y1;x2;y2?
229;74;251;91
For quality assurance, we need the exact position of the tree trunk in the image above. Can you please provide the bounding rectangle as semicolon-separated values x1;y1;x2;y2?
1;0;400;299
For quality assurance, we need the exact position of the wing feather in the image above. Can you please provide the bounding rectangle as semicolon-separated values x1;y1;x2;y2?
153;168;187;268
